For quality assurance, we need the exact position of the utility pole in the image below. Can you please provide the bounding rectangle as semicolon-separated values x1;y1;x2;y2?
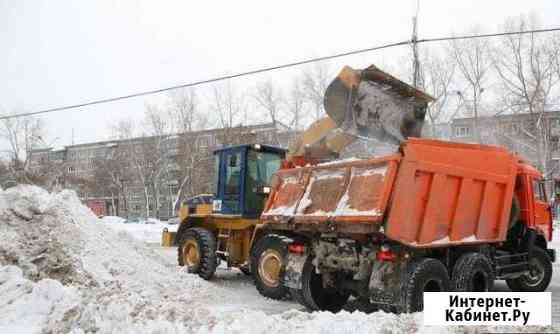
411;0;421;88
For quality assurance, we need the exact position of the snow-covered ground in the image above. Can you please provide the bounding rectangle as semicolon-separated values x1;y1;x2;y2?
0;185;558;333
101;217;178;244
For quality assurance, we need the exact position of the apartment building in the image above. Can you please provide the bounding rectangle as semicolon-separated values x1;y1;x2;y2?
29;122;297;219
450;111;560;192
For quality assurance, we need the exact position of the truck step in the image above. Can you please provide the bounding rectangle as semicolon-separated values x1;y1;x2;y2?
496;270;529;280
496;262;528;270
495;252;528;260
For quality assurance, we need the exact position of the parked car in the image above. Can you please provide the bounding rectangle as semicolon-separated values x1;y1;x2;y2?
123;218;144;224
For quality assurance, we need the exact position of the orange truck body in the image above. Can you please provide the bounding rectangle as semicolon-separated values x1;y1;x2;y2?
262;138;549;247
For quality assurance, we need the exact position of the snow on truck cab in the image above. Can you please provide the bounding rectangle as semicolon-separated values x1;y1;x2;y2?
260;138;555;312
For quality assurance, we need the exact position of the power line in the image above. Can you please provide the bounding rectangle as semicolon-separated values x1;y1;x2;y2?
417;27;560;43
2;26;560;121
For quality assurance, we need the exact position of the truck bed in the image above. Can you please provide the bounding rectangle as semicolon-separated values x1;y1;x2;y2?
262;138;519;247
386;138;518;247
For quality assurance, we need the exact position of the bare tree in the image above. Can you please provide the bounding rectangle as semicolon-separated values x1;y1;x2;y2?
210;81;249;145
92;145;129;217
167;88;205;133
418;50;456;137
286;79;306;131
0;114;46;184
166;89;212;211
254;79;284;144
492;15;560;177
301;62;331;121
449;28;492;142
110;119;157;217
142;104;174;218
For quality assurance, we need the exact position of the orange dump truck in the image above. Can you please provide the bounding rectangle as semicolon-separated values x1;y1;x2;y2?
259;138;554;312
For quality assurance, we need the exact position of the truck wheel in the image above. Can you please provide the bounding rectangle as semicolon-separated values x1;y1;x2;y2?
289;288;316;311
251;235;289;300
403;258;450;313
300;256;350;312
506;247;552;292
451;253;494;292
178;228;218;280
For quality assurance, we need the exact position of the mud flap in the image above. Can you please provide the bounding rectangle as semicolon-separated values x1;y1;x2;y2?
282;252;307;289
368;260;407;306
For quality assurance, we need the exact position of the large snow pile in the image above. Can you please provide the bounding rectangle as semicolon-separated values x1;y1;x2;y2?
0;185;222;333
0;185;419;333
0;185;555;333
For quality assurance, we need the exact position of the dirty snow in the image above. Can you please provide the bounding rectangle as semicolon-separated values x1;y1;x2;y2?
1;185;559;333
318;157;363;166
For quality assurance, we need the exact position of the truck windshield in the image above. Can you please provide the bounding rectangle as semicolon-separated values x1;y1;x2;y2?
533;179;546;202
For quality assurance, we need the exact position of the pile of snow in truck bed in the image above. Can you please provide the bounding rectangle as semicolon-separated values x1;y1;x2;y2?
0;185;556;333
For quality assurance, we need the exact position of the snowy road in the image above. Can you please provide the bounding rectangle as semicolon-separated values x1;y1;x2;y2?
105;219;560;329
152;246;301;315
153;238;560;325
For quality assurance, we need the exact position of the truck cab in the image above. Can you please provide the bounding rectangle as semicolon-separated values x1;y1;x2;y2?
212;144;286;218
516;162;553;241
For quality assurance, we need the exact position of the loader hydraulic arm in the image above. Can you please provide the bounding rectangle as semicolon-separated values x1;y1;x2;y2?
285;65;434;167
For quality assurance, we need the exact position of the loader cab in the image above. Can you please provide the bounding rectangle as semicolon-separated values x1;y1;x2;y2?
213;144;285;217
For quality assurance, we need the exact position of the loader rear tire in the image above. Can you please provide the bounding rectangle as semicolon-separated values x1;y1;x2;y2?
402;258;450;313
178;228;218;280
251;235;289;300
452;253;494;292
506;247;552;292
299;256;350;312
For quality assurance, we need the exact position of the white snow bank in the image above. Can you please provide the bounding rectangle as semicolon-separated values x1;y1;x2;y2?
0;185;223;332
0;266;80;334
204;309;423;334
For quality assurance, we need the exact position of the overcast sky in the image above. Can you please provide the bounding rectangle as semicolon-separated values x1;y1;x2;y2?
1;0;559;147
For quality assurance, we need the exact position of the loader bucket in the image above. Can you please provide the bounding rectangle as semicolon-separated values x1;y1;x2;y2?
324;65;434;144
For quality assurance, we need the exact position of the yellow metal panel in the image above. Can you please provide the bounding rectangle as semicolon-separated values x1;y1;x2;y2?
161;230;176;247
195;204;213;215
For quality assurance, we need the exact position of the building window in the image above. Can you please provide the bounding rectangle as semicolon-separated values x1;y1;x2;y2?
454;126;471;138
198;136;208;148
67;166;76;173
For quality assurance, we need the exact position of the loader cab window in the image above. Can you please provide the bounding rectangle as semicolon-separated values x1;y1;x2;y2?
213;155;220;194
247;151;282;186
245;150;283;214
225;152;242;195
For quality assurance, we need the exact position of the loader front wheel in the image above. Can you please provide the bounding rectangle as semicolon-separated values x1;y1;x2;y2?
251;235;289;300
178;228;218;280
